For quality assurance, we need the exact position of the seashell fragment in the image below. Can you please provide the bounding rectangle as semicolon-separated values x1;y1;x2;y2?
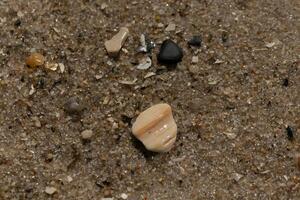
132;103;177;152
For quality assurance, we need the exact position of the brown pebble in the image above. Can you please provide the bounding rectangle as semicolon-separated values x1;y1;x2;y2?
105;27;129;57
132;103;177;152
26;53;45;68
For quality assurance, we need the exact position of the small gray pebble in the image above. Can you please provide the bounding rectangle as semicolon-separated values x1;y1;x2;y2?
64;97;84;115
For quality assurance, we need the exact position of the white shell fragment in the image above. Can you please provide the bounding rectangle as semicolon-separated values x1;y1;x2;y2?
138;34;147;53
119;78;137;85
136;57;152;70
58;63;65;73
265;38;281;48
105;27;129;57
132;103;177;152
144;72;156;79
191;56;199;64
165;23;176;32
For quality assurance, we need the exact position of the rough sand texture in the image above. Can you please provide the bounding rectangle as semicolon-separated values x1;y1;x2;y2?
0;0;299;199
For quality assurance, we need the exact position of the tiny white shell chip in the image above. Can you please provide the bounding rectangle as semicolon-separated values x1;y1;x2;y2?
132;103;177;152
136;57;152;70
165;23;176;32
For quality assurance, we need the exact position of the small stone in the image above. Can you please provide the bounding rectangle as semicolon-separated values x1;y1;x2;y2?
221;31;229;43
107;117;114;123
112;122;118;130
121;48;129;54
26;53;45;68
101;3;108;10
103;96;110;105
45;62;58;71
136;57;152;70
17;11;24;17
95;74;103;80
157;39;183;65
81;130;93;140
107;61;113;66
29;84;35;95
14;19;21;27
132;104;177;152
191;56;199;64
105;27;129;57
188;36;202;47
165;23;176;32
45;186;57;195
286;126;294;141
64;97;84;115
66;176;73;183
232;173;243;182
282;78;289;87
157;23;164;28
121;193;128;199
32;116;41;128
58;63;65;73
45;153;54;162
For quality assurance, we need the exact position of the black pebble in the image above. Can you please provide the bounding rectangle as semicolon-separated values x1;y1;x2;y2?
282;78;289;87
286;126;294;141
14;19;21;27
37;78;45;89
221;31;229;43
157;39;183;65
188;35;202;47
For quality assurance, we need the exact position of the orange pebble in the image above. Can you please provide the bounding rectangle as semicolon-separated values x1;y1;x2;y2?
25;53;45;68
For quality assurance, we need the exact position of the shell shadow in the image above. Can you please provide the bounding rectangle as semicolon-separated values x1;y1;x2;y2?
130;134;158;160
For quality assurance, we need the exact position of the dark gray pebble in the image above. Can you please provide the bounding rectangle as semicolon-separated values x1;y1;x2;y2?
157;39;183;65
64;97;84;115
188;35;202;47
